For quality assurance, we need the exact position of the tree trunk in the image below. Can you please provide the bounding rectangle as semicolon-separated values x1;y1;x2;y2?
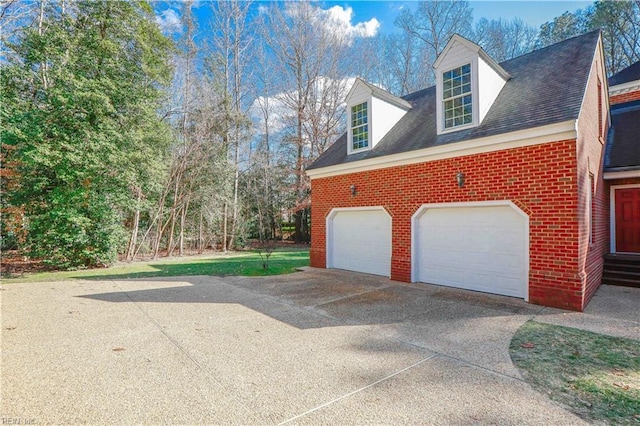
166;176;180;257
198;206;204;253
228;143;240;249
223;202;228;253
179;192;191;256
126;188;141;261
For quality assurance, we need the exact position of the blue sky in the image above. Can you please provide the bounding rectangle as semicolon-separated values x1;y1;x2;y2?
156;1;595;37
319;1;594;32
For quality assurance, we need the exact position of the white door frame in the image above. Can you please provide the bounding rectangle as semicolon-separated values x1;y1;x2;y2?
410;200;529;300
326;206;392;273
609;183;640;254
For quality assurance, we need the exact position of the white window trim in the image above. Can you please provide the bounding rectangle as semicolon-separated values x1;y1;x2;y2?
437;58;479;135
609;183;640;254
442;63;473;130
347;100;372;155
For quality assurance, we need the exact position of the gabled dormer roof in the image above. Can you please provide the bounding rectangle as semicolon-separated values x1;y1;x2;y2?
433;34;511;81
308;31;601;174
609;62;640;87
605;61;640;174
346;78;412;110
605;100;640;172
608;61;640;97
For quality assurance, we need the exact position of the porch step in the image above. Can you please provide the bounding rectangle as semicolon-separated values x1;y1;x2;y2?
602;254;640;288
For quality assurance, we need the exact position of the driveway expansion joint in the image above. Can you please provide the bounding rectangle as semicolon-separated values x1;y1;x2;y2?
277;354;438;425
112;281;261;422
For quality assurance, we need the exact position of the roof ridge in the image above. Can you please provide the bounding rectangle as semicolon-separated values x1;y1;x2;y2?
399;30;601;99
500;30;600;68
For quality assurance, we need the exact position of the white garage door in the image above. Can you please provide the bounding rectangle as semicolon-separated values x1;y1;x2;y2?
414;203;528;298
328;208;391;277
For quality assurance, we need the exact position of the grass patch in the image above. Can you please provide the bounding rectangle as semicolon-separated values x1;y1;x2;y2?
2;249;310;283
510;321;640;424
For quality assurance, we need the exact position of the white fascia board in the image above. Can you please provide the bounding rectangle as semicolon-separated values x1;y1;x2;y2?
372;89;412;110
345;78;372;104
604;170;640;180
610;80;640;96
434;34;509;80
575;38;608;136
306;120;577;179
478;49;511;80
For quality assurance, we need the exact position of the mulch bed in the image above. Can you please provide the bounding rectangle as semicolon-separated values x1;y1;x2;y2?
1;250;53;276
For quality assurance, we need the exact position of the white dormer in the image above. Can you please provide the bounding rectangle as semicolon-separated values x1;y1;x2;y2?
346;79;412;155
434;34;511;135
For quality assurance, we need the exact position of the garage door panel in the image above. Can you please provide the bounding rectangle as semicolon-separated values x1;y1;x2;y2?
415;204;527;298
329;209;391;277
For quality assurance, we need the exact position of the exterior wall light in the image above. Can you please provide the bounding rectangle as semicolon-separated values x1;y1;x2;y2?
350;184;357;196
456;171;465;188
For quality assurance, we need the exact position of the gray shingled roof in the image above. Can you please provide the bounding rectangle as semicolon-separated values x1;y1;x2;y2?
605;100;640;171
308;31;601;171
609;62;640;86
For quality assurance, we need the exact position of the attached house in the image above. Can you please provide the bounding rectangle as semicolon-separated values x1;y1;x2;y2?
306;31;611;311
602;62;640;284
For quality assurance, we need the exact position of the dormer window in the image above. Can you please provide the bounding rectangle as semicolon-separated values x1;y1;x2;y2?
443;64;472;129
351;101;369;151
345;79;412;155
434;34;510;135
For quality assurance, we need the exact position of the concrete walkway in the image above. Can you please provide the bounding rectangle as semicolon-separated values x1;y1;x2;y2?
533;284;640;341
2;268;638;424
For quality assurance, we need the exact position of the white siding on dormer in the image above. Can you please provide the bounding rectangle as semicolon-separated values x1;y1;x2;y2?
371;96;408;147
478;56;507;123
346;79;411;155
349;83;371;105
436;41;476;72
435;35;509;134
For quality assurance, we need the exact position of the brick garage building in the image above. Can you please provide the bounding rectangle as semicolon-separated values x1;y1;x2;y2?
306;31;612;311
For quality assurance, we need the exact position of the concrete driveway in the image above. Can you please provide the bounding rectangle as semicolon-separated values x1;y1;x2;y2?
2;267;636;424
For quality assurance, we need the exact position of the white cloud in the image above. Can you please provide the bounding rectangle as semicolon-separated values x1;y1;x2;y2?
250;93;291;136
320;6;380;40
155;9;182;34
250;77;356;137
285;4;379;46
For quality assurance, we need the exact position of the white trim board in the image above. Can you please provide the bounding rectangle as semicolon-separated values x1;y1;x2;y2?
610;80;640;96
609;184;640;253
604;170;640;180
307;120;577;179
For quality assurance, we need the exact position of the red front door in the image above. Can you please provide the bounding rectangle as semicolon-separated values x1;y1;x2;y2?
616;188;640;253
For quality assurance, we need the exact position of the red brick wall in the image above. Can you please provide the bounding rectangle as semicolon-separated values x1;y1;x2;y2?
610;90;640;105
310;139;590;310
575;53;610;308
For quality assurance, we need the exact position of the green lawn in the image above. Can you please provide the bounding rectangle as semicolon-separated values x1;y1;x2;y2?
510;321;640;425
2;249;310;283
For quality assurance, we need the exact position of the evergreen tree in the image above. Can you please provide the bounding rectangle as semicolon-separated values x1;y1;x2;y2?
1;1;173;268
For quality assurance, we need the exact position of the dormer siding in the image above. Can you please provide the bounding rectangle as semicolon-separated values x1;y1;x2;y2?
434;34;509;135
346;79;411;155
478;56;507;122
